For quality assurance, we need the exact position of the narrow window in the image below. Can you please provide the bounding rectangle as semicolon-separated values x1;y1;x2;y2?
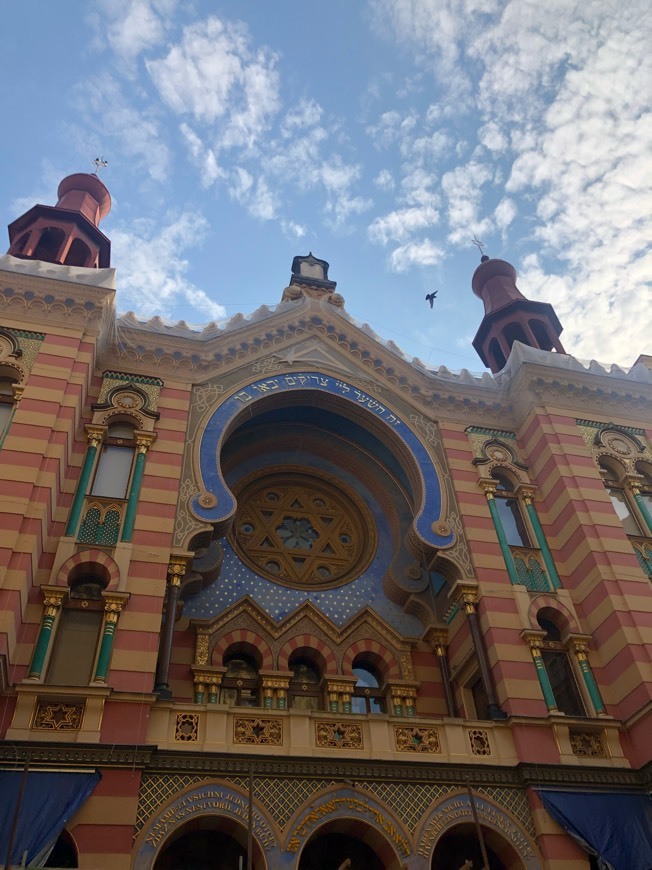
537;614;585;717
0;374;19;439
90;421;135;499
289;655;322;711
220;653;260;707
352;661;386;714
492;472;531;547
46;576;105;687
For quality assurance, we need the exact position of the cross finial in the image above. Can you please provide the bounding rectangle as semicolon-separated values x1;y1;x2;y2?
471;235;486;258
92;157;108;177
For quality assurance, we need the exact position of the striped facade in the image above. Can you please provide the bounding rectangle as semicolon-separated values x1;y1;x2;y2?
0;190;651;869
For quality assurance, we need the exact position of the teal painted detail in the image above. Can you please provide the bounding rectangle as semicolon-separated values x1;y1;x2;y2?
195;689;205;704
78;505;121;546
6;327;45;340
578;659;606;714
263;695;273;709
393;704;403;716
513;555;550;592
406;705;415;717
121;451;146;542
533;654;558;710
526;502;562;588
93;620;116;682
277;698;287;710
65;444;98;537
444;603;460;624
103;371;163;387
28;614;55;679
208;688;218;703
342;700;352;714
633;541;652;578
575;419;645;436
487;497;521;586
329;700;338;713
634;492;652;535
466;426;516;438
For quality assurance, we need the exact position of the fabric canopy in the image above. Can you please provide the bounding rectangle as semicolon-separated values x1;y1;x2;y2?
537;789;652;870
0;769;100;867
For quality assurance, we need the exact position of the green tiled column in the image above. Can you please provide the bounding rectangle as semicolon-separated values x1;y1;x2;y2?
572;640;606;715
484;488;520;586
524;498;562;589
66;426;105;537
27;591;65;679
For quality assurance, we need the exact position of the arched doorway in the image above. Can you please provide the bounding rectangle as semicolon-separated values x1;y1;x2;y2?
153;817;265;870
432;822;523;870
298;819;402;870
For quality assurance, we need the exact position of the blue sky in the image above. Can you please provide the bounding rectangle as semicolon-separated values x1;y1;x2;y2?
0;0;650;371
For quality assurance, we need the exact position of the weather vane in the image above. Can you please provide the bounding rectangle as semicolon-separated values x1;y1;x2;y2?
471;234;486;258
92;157;108;177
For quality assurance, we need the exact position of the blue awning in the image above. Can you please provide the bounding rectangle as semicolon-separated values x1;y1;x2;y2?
0;769;101;867
537;789;652;870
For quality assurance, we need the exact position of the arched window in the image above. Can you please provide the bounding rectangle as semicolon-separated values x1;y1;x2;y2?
46;575;106;687
599;458;644;536
488;337;506;371
529;318;555;351
64;238;92;267
219;651;260;707
634;462;652;528
33;226;65;262
289;654;322;711
537;613;585;717
503;321;528;350
44;829;78;867
351;660;386;714
0;372;19;438
91;421;136;499
492;471;531;547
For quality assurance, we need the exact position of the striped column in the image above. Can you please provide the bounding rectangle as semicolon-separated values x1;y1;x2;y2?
121;431;156;542
628;480;652;534
0;384;24;450
522;631;558;712
154;557;188;697
481;482;520;586
570;637;607;716
93;593;129;683
65;425;106;537
522;488;562;589
457;586;507;720
27;587;66;679
428;628;456;717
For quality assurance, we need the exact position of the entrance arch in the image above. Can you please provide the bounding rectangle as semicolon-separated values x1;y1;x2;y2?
298;818;402;870
431;822;523;869
153;816;265;870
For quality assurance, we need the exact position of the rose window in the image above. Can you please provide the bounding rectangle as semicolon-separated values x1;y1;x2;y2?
230;468;376;589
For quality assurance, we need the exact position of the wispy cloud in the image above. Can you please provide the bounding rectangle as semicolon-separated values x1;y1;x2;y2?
98;0;174;64
111;212;226;319
146;17;280;150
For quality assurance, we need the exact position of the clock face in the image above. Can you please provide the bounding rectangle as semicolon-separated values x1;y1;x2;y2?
230;468;376;589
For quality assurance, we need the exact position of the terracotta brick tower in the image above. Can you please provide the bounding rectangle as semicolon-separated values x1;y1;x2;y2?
7;172;112;268
472;255;565;372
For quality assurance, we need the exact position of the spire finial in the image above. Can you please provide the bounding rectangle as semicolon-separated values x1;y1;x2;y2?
471;234;488;261
92;157;108;177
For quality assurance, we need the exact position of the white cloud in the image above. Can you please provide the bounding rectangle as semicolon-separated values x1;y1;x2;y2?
99;0;174;64
281;220;307;239
180;123;225;187
111;212;226;319
389;239;445;272
369;206;440;246
74;74;170;182
229;168;279;221
146;17;280;149
494;197;517;231
374;169;395;191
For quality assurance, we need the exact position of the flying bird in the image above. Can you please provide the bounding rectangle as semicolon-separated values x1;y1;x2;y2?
425;291;438;308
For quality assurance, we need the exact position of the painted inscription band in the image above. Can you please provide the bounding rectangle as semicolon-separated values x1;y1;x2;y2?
193;372;453;549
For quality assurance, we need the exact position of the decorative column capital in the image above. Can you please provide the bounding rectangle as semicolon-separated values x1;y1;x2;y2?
424;627;449;656
569;634;592;660
261;675;291;691
84;424;107;448
521;629;546;654
41;586;67;616
12;384;25;403
102;591;129;622
456;585;479;613
135;430;157;454
168;556;191;586
191;667;224;688
479;480;497;499
517;484;537;505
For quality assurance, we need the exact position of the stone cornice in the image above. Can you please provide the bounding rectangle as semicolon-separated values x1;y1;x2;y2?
0;742;646;789
0;260;115;331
